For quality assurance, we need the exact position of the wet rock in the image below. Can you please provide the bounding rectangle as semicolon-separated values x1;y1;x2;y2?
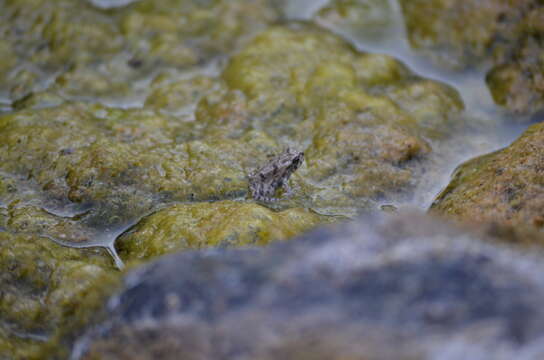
0;231;120;359
0;0;124;102
0;5;494;358
0;23;467;245
0;103;254;227
120;0;279;68
116;201;330;262
203;24;464;215
431;122;544;230
144;74;218;117
399;0;544;116
0;0;280;104
73;212;544;360
11;91;65;110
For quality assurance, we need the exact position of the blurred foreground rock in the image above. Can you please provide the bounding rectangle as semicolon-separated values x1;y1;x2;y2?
74;212;544;360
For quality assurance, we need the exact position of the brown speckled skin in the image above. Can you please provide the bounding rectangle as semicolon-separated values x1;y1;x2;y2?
248;148;304;202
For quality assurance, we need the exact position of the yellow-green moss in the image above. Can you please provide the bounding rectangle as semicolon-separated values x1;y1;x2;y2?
431;122;544;228
0;231;121;359
117;201;330;262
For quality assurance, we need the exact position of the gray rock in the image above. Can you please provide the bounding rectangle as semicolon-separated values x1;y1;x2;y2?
72;212;544;360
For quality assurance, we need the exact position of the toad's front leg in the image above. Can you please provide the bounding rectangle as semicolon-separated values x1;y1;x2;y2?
281;179;293;197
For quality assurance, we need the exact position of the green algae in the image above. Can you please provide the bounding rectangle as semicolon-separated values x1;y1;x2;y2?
0;231;120;360
117;201;330;262
145;73;218;117
399;0;500;69
213;24;463;214
0;24;466;233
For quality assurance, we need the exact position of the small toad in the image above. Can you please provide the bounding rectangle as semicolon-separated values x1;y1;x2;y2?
248;148;304;202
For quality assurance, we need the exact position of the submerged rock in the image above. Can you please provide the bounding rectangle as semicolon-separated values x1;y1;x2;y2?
73;212;544;360
400;0;544;116
431;122;544;230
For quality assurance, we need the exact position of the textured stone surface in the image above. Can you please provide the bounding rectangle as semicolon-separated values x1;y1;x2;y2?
0;1;534;358
74;212;544;360
116;201;329;262
208;24;464;215
315;0;395;43
0;17;470;356
0;231;119;359
0;0;280;104
431;122;544;229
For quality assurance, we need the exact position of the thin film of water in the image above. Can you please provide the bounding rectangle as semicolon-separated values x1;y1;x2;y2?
305;0;530;209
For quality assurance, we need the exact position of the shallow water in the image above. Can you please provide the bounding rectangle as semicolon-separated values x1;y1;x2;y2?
306;0;532;209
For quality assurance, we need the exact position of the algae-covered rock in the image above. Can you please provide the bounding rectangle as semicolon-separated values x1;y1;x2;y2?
431;122;544;229
0;0;124;102
400;0;544;116
0;24;466;233
0;97;332;267
0;231;120;359
400;0;506;69
116;201;329;262
0;103;250;227
73;212;544;360
0;0;280;104
0;103;167;225
208;24;463;214
5;204;100;244
120;0;279;68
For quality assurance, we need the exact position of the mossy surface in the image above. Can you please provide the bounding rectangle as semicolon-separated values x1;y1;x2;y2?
117;201;330;262
208;24;463;214
0;231;120;360
431;122;544;229
0;0;280;104
0;24;466;233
